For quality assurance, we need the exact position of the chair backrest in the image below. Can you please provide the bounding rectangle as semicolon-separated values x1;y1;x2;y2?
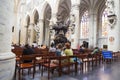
34;48;41;54
19;55;35;64
41;49;49;54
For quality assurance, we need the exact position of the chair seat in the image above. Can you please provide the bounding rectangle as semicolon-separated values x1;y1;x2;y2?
83;58;94;61
83;58;88;61
43;63;58;68
36;59;49;66
17;63;34;69
16;57;20;61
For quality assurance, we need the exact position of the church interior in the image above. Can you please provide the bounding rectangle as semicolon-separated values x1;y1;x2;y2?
0;0;120;80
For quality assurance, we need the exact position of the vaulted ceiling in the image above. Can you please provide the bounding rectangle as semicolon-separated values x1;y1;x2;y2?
57;0;71;22
57;0;106;21
79;0;106;16
44;4;51;20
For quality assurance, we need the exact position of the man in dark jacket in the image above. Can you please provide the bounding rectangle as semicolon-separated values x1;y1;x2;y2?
23;44;35;63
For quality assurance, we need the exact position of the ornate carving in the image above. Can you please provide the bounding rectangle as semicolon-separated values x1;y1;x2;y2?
52;14;70;45
109;36;114;42
34;24;40;43
107;14;117;29
106;0;117;29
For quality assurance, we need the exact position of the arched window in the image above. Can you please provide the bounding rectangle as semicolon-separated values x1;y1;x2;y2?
80;11;89;38
102;8;108;37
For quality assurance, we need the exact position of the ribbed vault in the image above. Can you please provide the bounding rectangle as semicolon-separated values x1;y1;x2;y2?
79;0;106;17
57;0;71;22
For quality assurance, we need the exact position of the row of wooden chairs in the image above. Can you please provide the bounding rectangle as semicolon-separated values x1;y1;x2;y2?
13;48;120;80
15;53;78;80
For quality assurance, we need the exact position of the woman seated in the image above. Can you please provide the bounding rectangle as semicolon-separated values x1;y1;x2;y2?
64;43;82;64
64;43;74;62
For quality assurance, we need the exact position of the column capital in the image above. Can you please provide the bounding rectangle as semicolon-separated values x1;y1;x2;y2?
29;23;34;26
38;19;44;23
24;25;29;28
71;4;80;10
50;13;57;24
51;13;57;18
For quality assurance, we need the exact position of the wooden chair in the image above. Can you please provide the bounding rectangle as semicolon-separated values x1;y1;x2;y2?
41;55;77;80
75;54;86;71
35;53;48;71
41;56;59;80
34;48;41;54
12;48;23;77
17;55;36;80
112;52;119;61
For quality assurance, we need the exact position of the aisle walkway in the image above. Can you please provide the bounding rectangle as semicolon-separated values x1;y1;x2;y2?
14;60;120;80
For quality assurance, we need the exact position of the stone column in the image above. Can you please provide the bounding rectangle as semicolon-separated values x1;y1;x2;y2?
107;0;120;51
88;10;97;48
49;20;55;46
38;19;44;45
0;0;16;80
70;4;80;49
29;23;34;45
25;26;29;44
49;13;57;45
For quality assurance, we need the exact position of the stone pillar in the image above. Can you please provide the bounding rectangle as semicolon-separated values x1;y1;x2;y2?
49;20;55;46
0;0;16;80
51;13;57;24
49;13;57;44
88;10;97;48
38;19;44;45
107;0;120;51
25;26;29;44
70;4;80;49
29;23;34;45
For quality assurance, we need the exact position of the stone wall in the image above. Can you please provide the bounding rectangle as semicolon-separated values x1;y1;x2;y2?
0;0;16;80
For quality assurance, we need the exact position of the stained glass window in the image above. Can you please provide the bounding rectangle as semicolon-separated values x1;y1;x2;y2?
80;11;89;38
102;8;108;37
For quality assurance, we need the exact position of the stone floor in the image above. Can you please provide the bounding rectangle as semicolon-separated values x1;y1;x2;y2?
14;59;120;80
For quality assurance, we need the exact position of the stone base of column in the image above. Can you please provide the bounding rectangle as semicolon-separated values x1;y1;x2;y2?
0;52;16;80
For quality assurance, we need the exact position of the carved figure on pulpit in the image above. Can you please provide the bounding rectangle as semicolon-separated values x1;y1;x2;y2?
52;14;70;46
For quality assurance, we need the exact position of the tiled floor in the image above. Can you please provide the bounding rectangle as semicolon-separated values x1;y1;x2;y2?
14;60;120;80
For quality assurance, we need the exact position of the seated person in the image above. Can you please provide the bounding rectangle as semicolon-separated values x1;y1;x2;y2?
32;41;38;48
64;43;82;64
91;47;99;54
23;44;35;63
40;44;46;49
49;44;56;52
64;43;74;62
79;45;85;53
55;43;63;56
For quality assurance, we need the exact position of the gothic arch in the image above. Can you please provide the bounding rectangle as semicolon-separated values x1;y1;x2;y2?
26;15;30;26
43;3;51;45
33;9;39;25
39;1;51;19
